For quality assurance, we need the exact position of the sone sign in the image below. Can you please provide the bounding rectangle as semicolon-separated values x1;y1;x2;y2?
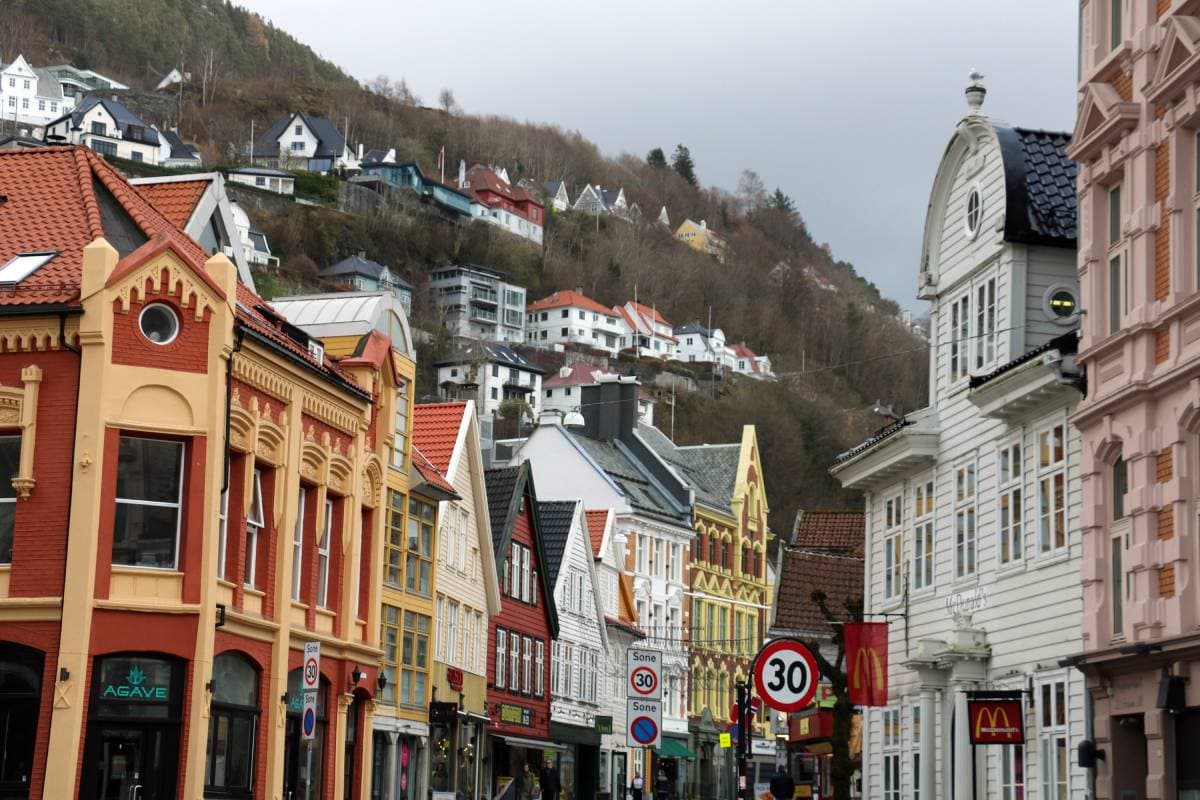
626;649;663;749
626;649;661;700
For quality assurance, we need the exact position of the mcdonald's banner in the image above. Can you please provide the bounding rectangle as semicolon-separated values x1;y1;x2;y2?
967;697;1025;745
843;622;888;706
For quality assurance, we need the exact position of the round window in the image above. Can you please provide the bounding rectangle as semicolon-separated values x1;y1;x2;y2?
139;303;180;345
1042;284;1080;325
965;186;983;238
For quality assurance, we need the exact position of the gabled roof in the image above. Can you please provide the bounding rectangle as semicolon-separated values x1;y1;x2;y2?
412;444;459;499
527;289;612;316
544;362;613;389
57;96;159;145
253;112;346;159
543;180;566;197
674;322;714;337
413;402;470;475
463;164;541;207
0;146;363;393
993;126;1077;247
160;130;200;162
321;253;412;288
638;424;739;515
790;510;865;555
772;548;863;637
585;509;610;557
33;67;64;101
435;338;546;374
485;463;559;635
538;500;577;588
133;179;210;229
566;432;691;525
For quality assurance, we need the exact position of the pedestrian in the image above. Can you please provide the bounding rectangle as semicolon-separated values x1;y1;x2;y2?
518;762;536;800
769;769;795;800
654;766;670;800
540;758;562;800
631;773;644;800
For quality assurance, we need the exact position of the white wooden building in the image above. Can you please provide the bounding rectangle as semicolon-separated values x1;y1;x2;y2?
830;77;1087;800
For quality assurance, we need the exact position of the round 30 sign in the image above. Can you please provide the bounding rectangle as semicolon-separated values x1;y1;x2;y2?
753;639;819;713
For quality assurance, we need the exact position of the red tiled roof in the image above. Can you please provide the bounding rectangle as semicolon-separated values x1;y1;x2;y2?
544;362;613;389
134;179;210;228
412;444;457;496
528;289;612;316
773;548;864;636
585;509;609;557
729;343;757;360
464;164;542;207
413;402;469;475
791;510;865;555
627;300;670;327
0;146;361;391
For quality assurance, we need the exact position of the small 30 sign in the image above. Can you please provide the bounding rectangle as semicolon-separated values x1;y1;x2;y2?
967;698;1024;745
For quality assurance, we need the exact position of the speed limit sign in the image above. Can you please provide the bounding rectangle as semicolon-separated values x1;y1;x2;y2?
753;638;818;712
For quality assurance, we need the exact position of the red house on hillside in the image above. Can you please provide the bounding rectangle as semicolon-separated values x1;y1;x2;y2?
484;463;559;793
460;164;545;247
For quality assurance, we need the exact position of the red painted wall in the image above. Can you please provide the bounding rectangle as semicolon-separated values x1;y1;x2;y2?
2;620;60;799
110;272;212;373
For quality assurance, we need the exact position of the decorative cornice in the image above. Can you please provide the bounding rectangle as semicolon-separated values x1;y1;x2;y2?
302;391;361;435
233;356;293;401
111;259;216;321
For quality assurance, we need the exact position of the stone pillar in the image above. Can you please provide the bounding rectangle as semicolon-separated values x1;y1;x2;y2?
919;687;937;799
387;731;400;800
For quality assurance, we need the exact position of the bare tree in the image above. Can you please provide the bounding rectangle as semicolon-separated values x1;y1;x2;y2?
438;88;460;115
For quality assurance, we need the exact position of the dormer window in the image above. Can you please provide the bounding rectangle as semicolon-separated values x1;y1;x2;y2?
965;185;983;239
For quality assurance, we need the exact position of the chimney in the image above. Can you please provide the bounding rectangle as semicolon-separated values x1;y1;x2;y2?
699;219;707;229
357;142;364;159
580;376;639;442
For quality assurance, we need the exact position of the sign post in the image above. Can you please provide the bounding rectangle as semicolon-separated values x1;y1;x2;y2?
626;649;662;700
302;641;320;792
626;649;662;753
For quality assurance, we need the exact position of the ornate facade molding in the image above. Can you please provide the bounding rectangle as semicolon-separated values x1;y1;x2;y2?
233;357;293;402
302;391;360;436
111;260;216;321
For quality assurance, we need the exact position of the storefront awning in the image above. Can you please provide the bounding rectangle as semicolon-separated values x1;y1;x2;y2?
653;738;697;760
551;721;601;747
493;734;567;752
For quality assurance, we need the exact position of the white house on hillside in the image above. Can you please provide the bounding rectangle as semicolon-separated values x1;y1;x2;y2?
435;339;545;418
673;323;728;366
830;79;1085;800
250;112;358;173
526;289;625;354
0;54;72;127
43;95;160;163
542;180;571;212
614;301;676;359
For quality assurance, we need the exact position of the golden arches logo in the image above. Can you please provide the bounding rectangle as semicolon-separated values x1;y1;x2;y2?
850;646;884;691
974;706;1018;739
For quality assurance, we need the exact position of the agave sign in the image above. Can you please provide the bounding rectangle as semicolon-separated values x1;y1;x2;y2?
102;665;168;701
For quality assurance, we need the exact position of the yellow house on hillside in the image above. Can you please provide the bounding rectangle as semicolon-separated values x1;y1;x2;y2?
674;218;727;262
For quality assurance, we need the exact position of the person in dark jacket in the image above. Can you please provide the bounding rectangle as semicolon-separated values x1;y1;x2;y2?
769;770;795;800
518;762;536;800
540;759;562;800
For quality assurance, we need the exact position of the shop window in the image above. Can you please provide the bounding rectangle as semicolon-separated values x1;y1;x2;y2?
881;708;900;800
343;697;359;799
1037;424;1067;554
112;436;185;569
206;652;260;797
399;611;429;707
0;642;43;796
0;435;19;563
1000;744;1024;800
244;468;264;588
1037;679;1069;800
380;604;399;703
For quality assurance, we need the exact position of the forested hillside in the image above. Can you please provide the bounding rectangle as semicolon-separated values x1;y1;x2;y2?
6;0;931;525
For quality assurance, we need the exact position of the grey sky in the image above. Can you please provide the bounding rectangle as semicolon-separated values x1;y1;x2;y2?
242;0;1077;312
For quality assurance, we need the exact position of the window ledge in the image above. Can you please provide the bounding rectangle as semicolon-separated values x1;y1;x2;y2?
949;575;980;590
111;565;183;577
291;600;310;611
908;586;936;601
1035;550;1071;569
315;607;336;619
244;587;265;598
217;578;236;589
995;561;1027;578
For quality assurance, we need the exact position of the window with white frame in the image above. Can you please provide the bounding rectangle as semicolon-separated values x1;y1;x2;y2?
217;485;229;580
1038;678;1070;800
443;507;457;567
112;436;185;569
1107;184;1126;335
1038;424;1067;554
1111;456;1129;640
496;627;507;689
883;493;903;600
392;379;409;470
509;631;520;692
973;277;997;370
457;507;468;572
636;534;648;573
536;640;545;697
949;294;970;383
435;597;446;661
1000;742;1025;800
551;641;561;695
291;487;306;600
955;461;977;578
447;600;460;666
998;441;1023;566
912;479;934;590
316;499;332;607
881;708;901;800
244;468;265;588
522;636;532;694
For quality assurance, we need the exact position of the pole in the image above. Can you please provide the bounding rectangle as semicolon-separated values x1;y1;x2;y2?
736;682;751;800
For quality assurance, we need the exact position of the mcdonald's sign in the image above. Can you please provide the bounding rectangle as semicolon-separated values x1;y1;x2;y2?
843;622;888;706
967;698;1024;745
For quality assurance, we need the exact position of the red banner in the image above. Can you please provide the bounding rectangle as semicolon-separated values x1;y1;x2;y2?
844;622;888;706
968;699;1024;744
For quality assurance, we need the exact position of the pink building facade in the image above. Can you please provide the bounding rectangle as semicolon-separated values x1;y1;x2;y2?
1068;1;1200;795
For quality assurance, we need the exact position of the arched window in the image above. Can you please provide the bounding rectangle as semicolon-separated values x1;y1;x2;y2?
206;652;260;797
0;642;43;797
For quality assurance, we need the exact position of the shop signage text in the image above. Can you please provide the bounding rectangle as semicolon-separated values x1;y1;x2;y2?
101;666;167;701
500;703;533;727
447;667;464;692
595;716;613;734
945;587;988;617
967;695;1024;745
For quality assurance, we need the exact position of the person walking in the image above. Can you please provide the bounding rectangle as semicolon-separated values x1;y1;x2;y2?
769;769;795;800
540;759;562;800
631;773;644;800
518;762;537;800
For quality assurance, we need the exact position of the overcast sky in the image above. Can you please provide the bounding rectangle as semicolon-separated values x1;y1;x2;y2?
242;0;1077;312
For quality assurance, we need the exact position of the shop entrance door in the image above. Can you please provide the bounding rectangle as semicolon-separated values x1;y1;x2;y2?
84;724;179;800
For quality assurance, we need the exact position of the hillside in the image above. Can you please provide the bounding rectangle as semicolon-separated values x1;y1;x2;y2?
8;0;931;527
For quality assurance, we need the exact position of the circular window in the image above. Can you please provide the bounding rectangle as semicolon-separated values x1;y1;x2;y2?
1042;284;1080;325
965;186;983;239
139;303;180;345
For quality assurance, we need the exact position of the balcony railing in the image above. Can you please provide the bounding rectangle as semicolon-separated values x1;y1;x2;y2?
470;287;498;305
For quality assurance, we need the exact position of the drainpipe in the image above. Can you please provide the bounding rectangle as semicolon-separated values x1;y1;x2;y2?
222;326;245;493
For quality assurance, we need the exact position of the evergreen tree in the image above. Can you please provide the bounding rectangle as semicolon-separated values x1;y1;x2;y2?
646;147;668;169
769;188;797;214
671;144;697;186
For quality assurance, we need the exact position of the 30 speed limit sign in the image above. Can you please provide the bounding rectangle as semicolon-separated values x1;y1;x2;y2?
753;638;818;712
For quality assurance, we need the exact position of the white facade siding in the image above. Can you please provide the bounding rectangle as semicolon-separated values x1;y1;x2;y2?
843;117;1085;800
526;305;624;354
436;361;542;417
550;503;607;729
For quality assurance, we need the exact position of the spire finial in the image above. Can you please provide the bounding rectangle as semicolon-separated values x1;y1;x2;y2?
965;69;987;114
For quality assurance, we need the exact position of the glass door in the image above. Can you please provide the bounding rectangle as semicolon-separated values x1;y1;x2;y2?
85;725;177;800
96;728;142;800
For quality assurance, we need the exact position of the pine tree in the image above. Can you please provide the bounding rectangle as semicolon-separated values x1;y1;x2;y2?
769;188;797;215
671;144;697;186
646;147;668;169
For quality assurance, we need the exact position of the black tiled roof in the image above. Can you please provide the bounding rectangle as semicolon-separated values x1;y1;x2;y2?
484;466;521;555
253;112;346;159
833;418;911;465
968;330;1080;389
537;500;576;588
994;126;1077;248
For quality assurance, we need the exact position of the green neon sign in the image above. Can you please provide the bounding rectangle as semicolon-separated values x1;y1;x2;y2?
102;666;168;701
